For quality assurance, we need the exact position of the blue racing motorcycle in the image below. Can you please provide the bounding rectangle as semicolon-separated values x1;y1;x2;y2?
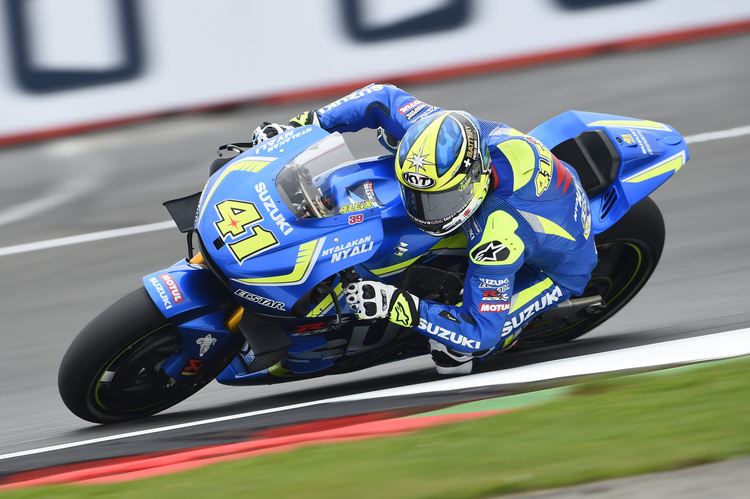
58;111;689;423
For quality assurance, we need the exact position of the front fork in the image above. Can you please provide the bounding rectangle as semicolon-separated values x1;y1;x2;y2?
187;252;245;335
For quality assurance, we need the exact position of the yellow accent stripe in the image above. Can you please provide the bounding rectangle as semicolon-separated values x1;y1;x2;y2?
370;232;468;276
497;139;535;191
624;152;685;183
370;255;423;276
510;277;554;313
588;119;671;131
429;231;468;250
307;283;344;317
199;158;273;219
502;334;516;348
520;210;576;241
537;215;575;241
268;362;294;377
238;239;321;285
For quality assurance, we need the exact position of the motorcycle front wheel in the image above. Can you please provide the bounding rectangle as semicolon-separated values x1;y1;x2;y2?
516;196;665;349
58;288;240;424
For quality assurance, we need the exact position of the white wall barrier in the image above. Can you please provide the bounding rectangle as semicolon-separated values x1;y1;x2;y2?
1;0;749;143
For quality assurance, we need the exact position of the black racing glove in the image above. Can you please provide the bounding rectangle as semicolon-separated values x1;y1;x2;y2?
345;280;420;328
289;110;320;128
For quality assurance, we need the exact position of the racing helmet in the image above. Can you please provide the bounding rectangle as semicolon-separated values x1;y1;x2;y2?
395;111;492;236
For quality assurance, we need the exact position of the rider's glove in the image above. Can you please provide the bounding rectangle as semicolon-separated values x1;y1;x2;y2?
289;110;320;128
345;280;420;328
376;127;399;153
251;122;291;146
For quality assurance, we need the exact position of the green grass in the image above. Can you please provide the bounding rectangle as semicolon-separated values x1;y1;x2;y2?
4;356;750;498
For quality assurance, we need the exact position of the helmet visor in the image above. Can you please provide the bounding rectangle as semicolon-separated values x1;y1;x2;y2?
401;181;475;232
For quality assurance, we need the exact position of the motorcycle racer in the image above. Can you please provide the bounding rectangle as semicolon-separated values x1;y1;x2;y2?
269;83;598;375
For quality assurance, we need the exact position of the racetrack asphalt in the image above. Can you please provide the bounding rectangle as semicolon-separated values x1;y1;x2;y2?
1;30;750;495
2;330;749;490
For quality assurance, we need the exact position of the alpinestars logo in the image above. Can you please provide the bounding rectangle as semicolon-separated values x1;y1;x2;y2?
471;241;510;262
388;292;415;328
390;301;411;327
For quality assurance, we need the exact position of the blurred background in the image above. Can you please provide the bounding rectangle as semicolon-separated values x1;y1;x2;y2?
1;0;750;467
3;0;750;143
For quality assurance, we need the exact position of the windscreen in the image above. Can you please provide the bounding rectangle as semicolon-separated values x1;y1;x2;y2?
275;133;365;219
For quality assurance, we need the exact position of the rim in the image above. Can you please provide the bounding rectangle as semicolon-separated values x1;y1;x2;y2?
518;241;645;342
91;325;191;415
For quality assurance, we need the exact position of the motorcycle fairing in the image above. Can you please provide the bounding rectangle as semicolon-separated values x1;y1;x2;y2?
159;307;240;381
145;113;690;386
196;129;465;319
195;128;391;317
142;130;468;384
216;310;428;385
528;111;689;233
142;260;232;321
142;262;241;381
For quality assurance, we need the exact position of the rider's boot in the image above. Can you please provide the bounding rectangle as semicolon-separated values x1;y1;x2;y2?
428;340;477;375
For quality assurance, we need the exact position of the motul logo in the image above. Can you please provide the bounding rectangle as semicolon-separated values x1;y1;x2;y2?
398;100;423;114
479;303;510;313
159;273;184;303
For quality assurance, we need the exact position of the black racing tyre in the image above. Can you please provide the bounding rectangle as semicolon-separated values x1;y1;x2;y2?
58;288;240;424
516;196;665;349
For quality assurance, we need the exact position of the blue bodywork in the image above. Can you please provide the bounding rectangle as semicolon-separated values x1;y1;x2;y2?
529;111;689;234
143;113;688;385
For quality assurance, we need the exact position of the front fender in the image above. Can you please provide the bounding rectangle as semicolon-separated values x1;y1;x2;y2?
143;260;234;324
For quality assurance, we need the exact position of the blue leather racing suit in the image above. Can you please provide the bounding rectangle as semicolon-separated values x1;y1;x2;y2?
313;84;598;355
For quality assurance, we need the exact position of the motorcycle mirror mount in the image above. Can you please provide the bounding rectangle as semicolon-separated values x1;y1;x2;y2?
209;143;254;176
163;191;203;259
216;142;254;157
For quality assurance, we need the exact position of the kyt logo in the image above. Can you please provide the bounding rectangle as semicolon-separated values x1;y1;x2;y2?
402;172;436;188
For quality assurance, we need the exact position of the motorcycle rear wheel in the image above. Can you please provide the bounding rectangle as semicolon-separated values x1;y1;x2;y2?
515;196;665;349
58;288;239;424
